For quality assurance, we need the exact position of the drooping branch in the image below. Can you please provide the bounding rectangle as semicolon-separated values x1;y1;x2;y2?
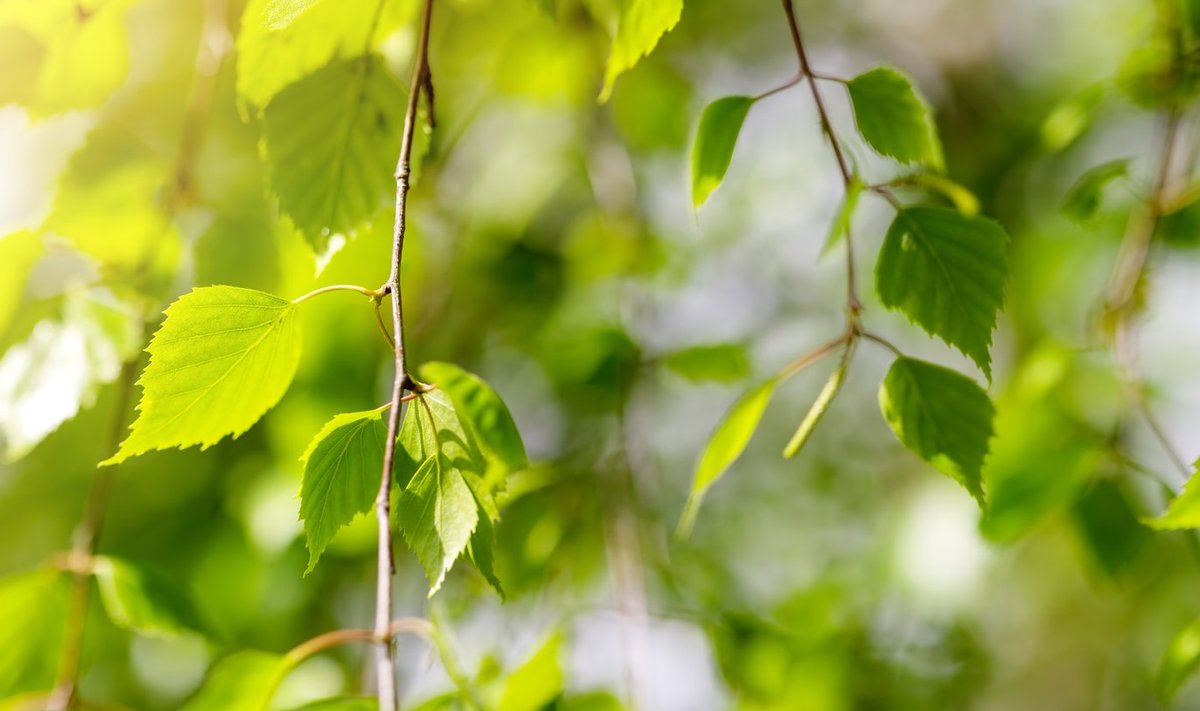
374;0;436;707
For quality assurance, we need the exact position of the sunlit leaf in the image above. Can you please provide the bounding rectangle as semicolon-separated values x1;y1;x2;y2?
179;650;284;711
498;632;564;711
92;555;207;638
679;377;780;537
236;0;412;110
1157;617;1200;703
875;206;1009;379
847;66;943;169
663;343;751;384
691;96;754;208
0;569;66;697
419;362;528;474
103;286;302;466
261;56;407;258
821;175;863;255
0;289;140;461
1062;159;1130;223
397;453;480;596
1147;461;1200;530
599;0;683;102
299;408;389;574
879;357;993;503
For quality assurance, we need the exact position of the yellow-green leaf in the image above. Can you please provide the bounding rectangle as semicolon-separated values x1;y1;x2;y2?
691;95;754;208
299;408;390;574
398;453;479;596
599;0;683;102
678;377;779;537
783;348;850;459
1157;617;1200;703
498;632;564;711
103;286;302;466
419;362;528;474
92;555;207;638
179;650;284;711
1146;461;1200;530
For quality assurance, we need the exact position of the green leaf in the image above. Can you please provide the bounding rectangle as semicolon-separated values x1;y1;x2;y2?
1062;159;1130;223
1145;461;1200;530
663;343;751;384
0;0;137;115
846;66;944;169
261;56;407;258
0;569;67;697
236;0;412;111
179;650;284;711
299;408;390;573
103;286;302;466
821;176;863;255
1072;479;1148;578
879;357;994;503
599;0;683;102
875;206;1009;378
893;173;980;216
678;378;780;537
498;632;564;711
397;453;480;596
1157;617;1200;703
419;362;528;474
691;96;755;208
91;555;207;638
0;232;42;348
782;348;850;459
287;697;377;711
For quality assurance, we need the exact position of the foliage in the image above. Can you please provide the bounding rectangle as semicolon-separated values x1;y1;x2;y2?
4;0;1200;709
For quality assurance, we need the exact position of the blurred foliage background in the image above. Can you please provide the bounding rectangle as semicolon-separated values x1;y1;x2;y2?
2;0;1200;709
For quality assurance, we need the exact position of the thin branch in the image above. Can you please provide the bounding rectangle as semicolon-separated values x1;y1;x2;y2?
780;0;859;313
47;2;228;706
859;329;904;357
754;73;803;101
375;0;435;707
1102;109;1192;484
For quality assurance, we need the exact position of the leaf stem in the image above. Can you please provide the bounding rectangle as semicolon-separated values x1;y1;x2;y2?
376;0;435;706
754;74;803;101
858;329;904;357
778;334;849;379
290;284;384;305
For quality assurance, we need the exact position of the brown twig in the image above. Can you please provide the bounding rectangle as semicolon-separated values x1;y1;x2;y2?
375;0;435;706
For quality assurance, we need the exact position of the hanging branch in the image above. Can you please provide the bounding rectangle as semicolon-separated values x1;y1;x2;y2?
375;0;435;707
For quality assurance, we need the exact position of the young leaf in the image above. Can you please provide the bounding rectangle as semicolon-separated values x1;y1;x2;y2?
179;650;284;711
1145;461;1200;530
419;362;528;474
236;0;411;111
821;175;863;255
299;408;390;574
663;343;750;383
847;66;944;169
498;632;565;711
0;569;67;697
879;357;994;503
1062;159;1130;223
599;0;684;102
875;206;1009;378
1157;618;1200;703
467;511;504;599
691;96;755;208
91;555;207;638
103;286;302;466
397;453;480;596
783;349;851;459
262;56;407;258
678;377;779;537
